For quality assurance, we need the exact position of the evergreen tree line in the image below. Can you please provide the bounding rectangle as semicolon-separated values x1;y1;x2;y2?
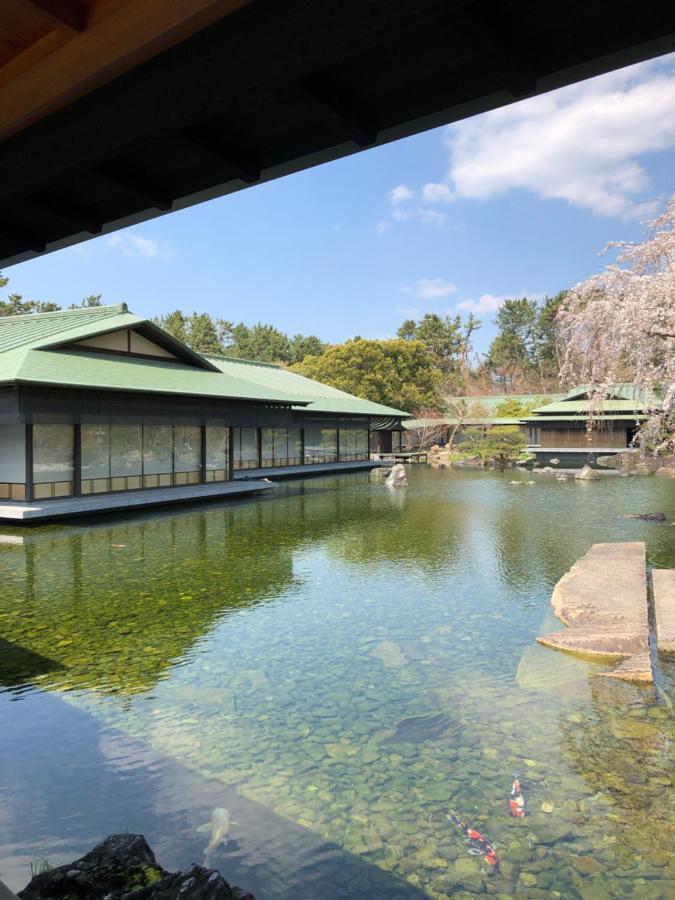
0;272;566;413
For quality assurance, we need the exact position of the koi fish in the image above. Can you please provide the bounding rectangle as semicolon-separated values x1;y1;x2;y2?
197;807;238;866
509;773;526;817
447;812;499;869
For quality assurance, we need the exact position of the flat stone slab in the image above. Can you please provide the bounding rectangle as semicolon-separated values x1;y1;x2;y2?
537;542;651;682
653;568;675;653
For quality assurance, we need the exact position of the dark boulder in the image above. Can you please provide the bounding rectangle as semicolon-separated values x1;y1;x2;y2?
121;867;255;900
18;834;254;900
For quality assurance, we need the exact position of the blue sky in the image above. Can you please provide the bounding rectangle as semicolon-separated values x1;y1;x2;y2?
5;53;675;356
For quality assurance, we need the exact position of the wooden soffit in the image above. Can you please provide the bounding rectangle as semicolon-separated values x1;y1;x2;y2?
0;0;251;143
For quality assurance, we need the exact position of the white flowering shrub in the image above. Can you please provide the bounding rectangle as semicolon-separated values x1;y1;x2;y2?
559;197;675;453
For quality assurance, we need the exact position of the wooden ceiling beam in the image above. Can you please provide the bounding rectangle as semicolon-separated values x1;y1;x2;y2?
0;0;252;144
17;0;87;34
94;162;174;211
28;190;102;234
0;222;46;253
456;5;538;99
179;127;260;184
298;75;378;148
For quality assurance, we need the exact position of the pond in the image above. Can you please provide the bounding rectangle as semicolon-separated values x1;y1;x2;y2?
1;467;674;899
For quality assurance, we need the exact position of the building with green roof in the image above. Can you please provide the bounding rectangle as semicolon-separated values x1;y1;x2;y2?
523;385;652;464
0;305;408;520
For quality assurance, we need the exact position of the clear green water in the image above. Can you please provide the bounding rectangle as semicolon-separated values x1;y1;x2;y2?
1;467;674;899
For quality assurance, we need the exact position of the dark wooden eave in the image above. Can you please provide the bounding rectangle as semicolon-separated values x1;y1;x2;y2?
1;0;675;266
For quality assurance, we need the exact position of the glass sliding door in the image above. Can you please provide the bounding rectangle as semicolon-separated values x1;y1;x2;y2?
33;424;74;498
143;424;174;487
81;421;110;494
323;428;338;462
233;427;259;470
110;423;143;491
289;427;303;465
304;426;338;463
0;424;26;500
174;424;202;485
260;427;302;467
356;428;369;458
261;427;276;467
205;425;229;482
339;428;356;460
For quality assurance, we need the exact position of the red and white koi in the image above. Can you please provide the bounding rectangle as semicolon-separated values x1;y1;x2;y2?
447;812;499;869
509;773;527;818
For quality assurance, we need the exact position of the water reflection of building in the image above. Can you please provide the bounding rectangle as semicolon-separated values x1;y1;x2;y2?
0;305;407;521
0;478;394;695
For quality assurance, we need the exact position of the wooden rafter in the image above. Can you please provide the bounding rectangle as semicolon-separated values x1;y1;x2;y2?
16;0;86;33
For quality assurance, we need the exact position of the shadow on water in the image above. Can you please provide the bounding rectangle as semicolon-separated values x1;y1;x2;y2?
0;639;64;689
0;691;428;900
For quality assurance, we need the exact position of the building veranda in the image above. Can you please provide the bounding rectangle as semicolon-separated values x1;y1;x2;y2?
0;305;408;520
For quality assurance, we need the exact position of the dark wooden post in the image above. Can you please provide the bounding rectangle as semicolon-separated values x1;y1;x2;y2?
228;426;234;480
73;423;82;496
25;423;34;502
200;423;207;483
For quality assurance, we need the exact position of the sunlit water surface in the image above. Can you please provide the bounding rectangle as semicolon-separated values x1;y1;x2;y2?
1;467;674;899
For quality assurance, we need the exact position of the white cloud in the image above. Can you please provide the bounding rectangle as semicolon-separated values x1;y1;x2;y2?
408;277;457;300
391;206;447;226
389;184;415;204
456;293;508;315
442;55;675;217
106;231;162;258
456;290;545;315
421;182;454;204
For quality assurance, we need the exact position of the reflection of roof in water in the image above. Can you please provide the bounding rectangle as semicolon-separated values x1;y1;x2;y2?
0;480;400;696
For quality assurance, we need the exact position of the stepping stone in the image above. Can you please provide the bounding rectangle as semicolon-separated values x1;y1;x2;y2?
537;542;651;683
653;569;675;653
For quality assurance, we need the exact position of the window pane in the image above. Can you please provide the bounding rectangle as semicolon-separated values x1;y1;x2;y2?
81;423;110;480
33;424;74;484
0;424;26;483
206;425;229;471
289;427;302;460
240;427;258;463
323;428;337;457
110;424;143;476
273;428;288;461
304;426;319;460
143;424;173;475
261;428;275;462
174;424;201;472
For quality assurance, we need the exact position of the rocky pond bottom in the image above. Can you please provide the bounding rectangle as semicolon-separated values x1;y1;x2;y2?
1;467;674;898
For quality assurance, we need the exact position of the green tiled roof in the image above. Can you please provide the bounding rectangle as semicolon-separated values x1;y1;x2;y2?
205;354;409;417
404;417;522;429
523;414;647;422
529;399;650;415
0;305;409;417
561;383;641;402
0;304;132;352
0;305;306;405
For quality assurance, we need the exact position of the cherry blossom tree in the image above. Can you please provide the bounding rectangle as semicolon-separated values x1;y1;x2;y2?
558;196;675;453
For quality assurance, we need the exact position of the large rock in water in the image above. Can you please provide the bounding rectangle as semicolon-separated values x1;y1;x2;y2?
18;834;254;900
575;464;599;481
385;463;408;487
537;543;652;682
